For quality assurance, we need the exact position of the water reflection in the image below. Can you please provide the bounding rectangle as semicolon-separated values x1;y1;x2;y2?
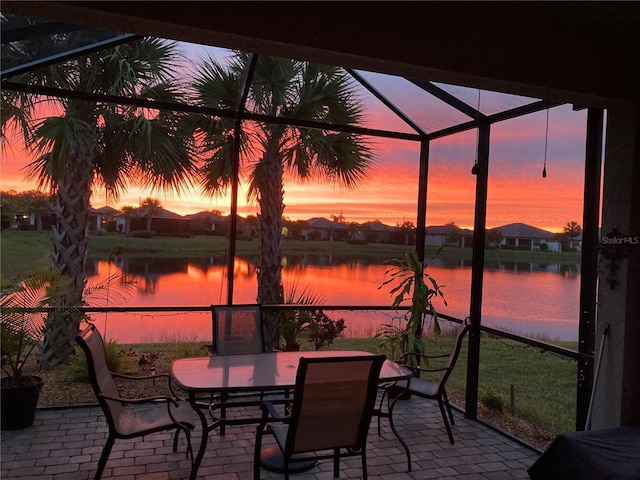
85;255;581;344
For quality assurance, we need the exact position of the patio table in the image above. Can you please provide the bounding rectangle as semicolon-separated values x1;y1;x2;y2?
171;350;413;479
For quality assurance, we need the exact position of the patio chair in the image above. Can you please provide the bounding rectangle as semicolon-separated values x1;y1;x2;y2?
254;355;386;480
384;318;471;444
76;324;194;480
210;304;284;433
211;304;273;355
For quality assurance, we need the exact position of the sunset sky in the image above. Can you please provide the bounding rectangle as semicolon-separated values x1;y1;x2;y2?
0;42;589;233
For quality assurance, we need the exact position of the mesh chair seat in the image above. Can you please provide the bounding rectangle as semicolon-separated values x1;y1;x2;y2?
115;401;194;437
395;377;439;397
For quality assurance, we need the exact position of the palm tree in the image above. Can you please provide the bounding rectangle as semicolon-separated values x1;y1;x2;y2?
192;53;374;344
2;17;197;367
140;197;163;232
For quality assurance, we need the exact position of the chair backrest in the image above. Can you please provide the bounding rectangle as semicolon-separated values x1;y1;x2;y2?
75;324;124;430
437;318;471;389
286;355;385;454
211;304;266;355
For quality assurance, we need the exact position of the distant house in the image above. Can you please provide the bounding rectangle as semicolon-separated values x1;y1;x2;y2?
186;211;227;236
568;233;583;252
492;222;560;252
115;206;190;236
425;224;473;248
88;206;120;231
302;217;348;241
353;220;394;243
22;208;56;231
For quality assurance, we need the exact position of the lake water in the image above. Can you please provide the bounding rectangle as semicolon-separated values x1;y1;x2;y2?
85;255;581;344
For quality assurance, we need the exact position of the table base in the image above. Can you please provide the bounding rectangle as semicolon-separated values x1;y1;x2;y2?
260;446;317;473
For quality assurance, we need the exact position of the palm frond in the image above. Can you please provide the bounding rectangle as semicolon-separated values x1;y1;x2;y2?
26;115;97;189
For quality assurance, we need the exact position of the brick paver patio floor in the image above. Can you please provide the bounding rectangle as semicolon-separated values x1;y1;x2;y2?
2;395;541;479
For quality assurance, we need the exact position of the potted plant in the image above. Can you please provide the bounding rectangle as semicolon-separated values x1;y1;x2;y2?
1;267;130;429
376;249;447;366
1;267;71;430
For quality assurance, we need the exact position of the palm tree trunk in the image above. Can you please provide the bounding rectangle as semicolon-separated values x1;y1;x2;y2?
38;154;92;368
256;149;285;346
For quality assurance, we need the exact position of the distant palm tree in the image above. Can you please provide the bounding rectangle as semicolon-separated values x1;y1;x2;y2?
192;53;374;344
140;198;163;231
1;16;197;367
119;206;138;235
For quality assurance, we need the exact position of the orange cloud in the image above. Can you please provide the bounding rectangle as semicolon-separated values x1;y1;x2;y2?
1;86;588;233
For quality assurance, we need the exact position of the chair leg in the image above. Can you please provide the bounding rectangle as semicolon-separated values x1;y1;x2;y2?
174;425;194;461
333;448;340;478
172;428;180;452
361;449;368;480
95;435;115;480
438;397;455;444
442;389;455;425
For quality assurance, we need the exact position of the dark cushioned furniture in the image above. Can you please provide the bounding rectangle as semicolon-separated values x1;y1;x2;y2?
528;425;640;480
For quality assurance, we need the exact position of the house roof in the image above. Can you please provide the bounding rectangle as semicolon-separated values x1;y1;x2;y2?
361;220;393;232
492;222;555;239
90;206;120;215
426;224;472;235
307;217;347;230
186;211;225;222
114;206;185;220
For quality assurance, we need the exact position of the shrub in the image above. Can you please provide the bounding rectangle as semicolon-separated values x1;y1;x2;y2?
307;312;346;350
129;230;156;238
480;389;505;413
64;339;127;382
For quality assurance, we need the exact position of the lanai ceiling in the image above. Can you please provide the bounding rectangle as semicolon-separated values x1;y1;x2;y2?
1;8;567;146
2;1;639;110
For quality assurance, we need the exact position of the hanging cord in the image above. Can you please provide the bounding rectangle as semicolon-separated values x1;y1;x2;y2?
542;108;549;178
471;87;481;175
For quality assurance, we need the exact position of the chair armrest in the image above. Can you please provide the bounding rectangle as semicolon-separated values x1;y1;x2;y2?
398;352;449;362
260;401;290;422
111;371;183;398
112;372;171;381
412;366;450;374
98;393;180;407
